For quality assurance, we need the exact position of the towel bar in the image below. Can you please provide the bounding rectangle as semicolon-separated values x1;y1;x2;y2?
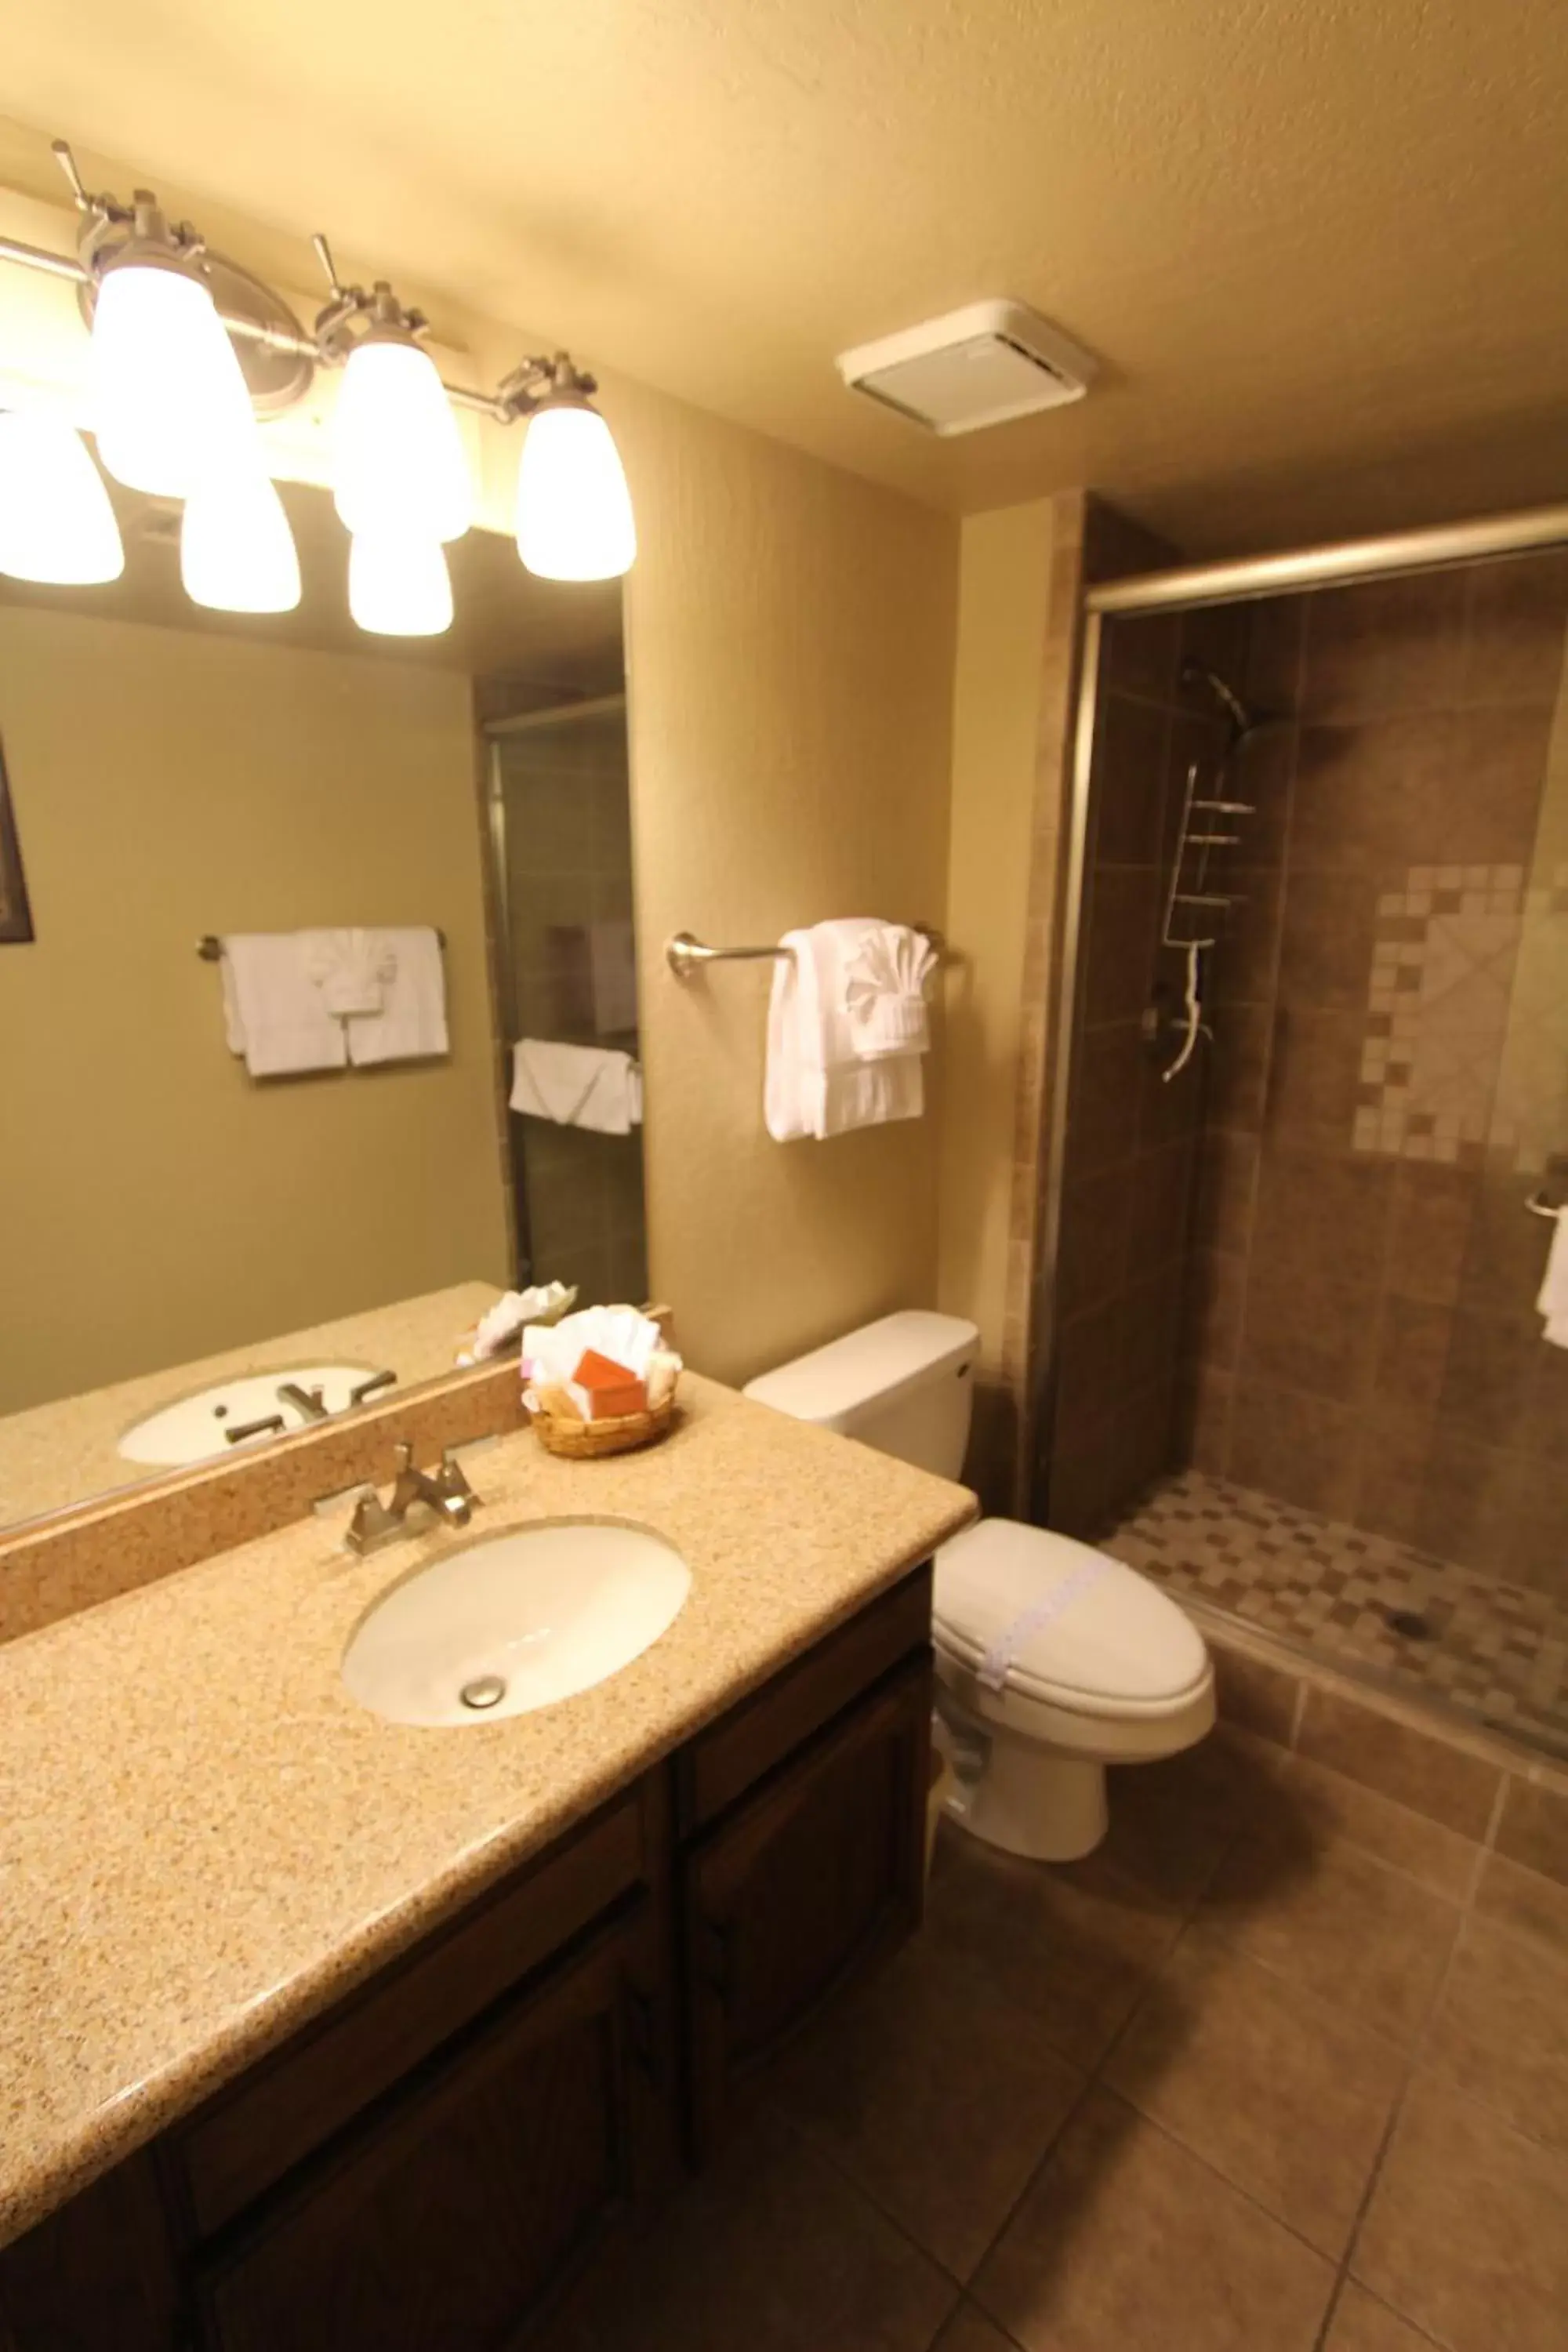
666;924;944;981
1527;1191;1563;1219
197;930;446;960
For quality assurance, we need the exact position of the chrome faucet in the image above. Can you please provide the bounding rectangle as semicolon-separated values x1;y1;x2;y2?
346;1442;481;1555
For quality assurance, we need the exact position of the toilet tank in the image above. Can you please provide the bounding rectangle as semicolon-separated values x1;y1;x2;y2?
742;1311;979;1479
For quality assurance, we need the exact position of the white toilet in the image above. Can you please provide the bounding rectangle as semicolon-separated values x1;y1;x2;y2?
743;1310;1215;1863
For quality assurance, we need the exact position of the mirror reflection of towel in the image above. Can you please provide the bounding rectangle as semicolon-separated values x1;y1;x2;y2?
510;1039;643;1134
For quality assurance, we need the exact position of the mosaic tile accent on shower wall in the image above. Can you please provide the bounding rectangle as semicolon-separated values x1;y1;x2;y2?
1107;1468;1568;1759
1356;864;1525;1163
1354;862;1568;1168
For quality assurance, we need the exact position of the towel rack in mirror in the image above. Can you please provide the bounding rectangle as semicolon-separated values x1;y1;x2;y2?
666;925;944;981
197;931;447;960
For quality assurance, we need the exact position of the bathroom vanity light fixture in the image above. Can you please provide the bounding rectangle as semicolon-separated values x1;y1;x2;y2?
503;356;637;582
347;531;454;637
0;140;637;619
0;408;124;583
315;244;473;546
181;465;302;614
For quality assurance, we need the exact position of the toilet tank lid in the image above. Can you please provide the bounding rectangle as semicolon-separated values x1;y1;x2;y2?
742;1310;979;1428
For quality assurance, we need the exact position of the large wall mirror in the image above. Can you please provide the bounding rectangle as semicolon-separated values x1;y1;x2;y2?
0;462;643;1533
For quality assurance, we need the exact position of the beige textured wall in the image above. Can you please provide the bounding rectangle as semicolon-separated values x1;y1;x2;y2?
936;500;1054;1369
601;387;960;1385
0;606;511;1414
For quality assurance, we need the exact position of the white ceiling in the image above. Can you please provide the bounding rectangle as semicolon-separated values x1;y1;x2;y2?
4;0;1568;554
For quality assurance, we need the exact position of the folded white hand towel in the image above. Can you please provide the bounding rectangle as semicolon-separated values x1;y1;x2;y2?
842;924;937;1059
1537;1208;1568;1348
765;920;930;1142
304;927;397;1017
344;928;448;1065
220;934;349;1077
510;1039;643;1134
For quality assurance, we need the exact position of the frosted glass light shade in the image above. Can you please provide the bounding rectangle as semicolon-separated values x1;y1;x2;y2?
0;412;124;584
347;532;453;636
515;401;635;581
90;260;257;498
181;466;301;613
332;339;472;543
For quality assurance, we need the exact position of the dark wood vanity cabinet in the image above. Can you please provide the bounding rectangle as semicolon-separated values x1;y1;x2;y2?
0;1562;935;2351
194;1906;661;2352
681;1653;931;2154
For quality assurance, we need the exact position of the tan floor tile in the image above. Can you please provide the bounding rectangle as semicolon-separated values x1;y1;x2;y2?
926;1827;1183;2069
1324;2283;1440;2352
1355;2076;1568;2352
1494;1774;1568;1887
1472;1849;1568;1951
973;2088;1334;2352
1201;1824;1461;2043
1278;1751;1479;1900
1106;1926;1406;2256
934;2306;1024;2352
533;2108;956;2352
1060;1730;1276;1910
1425;1915;1568;2151
770;1930;1085;2278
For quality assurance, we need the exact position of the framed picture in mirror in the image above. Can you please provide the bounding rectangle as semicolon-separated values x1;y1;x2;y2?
0;734;34;944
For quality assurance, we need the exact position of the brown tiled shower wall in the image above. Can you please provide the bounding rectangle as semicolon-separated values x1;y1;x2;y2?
1058;554;1568;1593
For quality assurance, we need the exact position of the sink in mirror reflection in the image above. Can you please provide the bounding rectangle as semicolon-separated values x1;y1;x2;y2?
0;473;646;1533
340;1520;691;1727
118;1364;386;1467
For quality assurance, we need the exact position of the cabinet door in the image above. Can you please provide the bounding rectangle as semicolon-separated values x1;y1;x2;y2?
682;1652;931;2157
195;1906;660;2352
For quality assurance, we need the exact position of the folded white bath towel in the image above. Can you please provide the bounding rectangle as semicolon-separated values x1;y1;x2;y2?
764;919;930;1142
220;933;348;1077
303;927;397;1017
1537;1207;1568;1348
343;928;448;1065
842;924;938;1059
510;1039;643;1134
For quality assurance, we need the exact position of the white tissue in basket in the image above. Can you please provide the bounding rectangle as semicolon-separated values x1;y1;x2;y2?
521;1304;682;1420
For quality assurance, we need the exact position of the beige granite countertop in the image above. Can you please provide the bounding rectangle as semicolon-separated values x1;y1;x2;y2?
0;1374;975;2249
0;1279;503;1530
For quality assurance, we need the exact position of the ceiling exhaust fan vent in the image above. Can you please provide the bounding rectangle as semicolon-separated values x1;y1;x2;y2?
836;299;1095;437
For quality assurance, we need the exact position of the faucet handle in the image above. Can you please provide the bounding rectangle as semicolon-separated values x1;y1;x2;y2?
437;1447;478;1503
393;1440;414;1474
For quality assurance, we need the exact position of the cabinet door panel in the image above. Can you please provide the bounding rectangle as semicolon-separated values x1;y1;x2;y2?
176;1789;647;2237
197;1910;655;2352
683;1653;931;2156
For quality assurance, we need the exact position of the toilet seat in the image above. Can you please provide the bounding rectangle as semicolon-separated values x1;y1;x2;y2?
933;1519;1212;1751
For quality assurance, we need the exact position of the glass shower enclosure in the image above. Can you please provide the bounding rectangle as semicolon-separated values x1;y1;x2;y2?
1039;510;1568;1762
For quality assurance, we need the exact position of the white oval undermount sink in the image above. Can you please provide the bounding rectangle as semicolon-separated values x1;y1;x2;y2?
340;1519;692;1728
118;1365;379;1467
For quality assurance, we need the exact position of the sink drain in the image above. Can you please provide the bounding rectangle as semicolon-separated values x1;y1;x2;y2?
459;1674;507;1711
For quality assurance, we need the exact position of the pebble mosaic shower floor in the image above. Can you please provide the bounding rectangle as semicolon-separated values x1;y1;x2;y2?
1105;1467;1568;1761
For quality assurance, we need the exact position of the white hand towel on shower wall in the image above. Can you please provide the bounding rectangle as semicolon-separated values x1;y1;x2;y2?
1537;1209;1568;1348
764;920;928;1142
343;928;449;1064
220;934;349;1077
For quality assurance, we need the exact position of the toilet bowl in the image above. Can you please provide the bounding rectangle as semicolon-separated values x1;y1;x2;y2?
743;1310;1215;1862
